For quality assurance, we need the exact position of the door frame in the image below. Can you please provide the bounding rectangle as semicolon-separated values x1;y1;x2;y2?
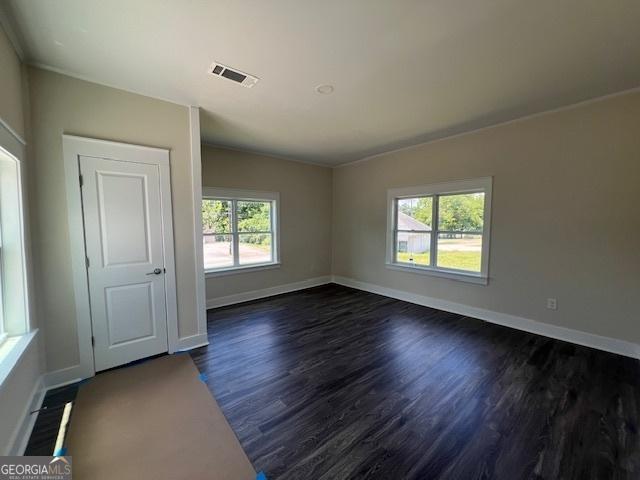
63;134;179;379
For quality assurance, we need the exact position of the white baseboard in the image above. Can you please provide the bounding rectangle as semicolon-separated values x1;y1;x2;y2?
176;333;209;351
43;364;85;390
43;334;210;389
7;375;45;455
207;275;332;309
332;275;640;359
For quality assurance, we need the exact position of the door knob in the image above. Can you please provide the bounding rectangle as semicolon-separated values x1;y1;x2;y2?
146;268;163;275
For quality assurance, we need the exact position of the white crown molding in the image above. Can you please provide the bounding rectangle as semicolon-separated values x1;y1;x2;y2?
26;62;640;172
335;85;640;169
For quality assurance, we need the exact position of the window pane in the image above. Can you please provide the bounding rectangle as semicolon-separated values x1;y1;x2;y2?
237;201;271;232
438;192;484;232
437;234;482;272
396;197;432;231
203;234;233;269
239;233;272;265
202;199;232;233
395;232;430;266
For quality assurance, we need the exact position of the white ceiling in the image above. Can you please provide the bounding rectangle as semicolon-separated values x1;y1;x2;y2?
5;0;640;166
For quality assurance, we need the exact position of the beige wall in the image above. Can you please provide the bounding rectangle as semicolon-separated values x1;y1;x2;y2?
13;51;640;380
202;146;332;300
0;337;40;454
333;91;640;344
0;24;43;455
28;67;198;372
0;25;24;138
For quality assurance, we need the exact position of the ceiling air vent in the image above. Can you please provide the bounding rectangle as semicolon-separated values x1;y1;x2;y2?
208;62;259;88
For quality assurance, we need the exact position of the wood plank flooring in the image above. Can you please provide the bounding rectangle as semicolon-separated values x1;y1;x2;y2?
27;284;640;479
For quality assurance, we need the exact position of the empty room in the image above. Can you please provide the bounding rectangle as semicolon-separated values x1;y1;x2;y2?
0;1;639;479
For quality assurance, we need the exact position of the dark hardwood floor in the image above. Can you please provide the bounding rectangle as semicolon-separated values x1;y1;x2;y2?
27;284;640;479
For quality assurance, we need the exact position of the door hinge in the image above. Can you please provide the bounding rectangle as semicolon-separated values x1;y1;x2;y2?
79;174;84;187
91;336;95;347
85;256;90;268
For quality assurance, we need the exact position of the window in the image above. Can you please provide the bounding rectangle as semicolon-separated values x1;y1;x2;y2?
202;188;279;274
0;145;31;348
386;177;492;284
0;220;5;346
0;135;35;387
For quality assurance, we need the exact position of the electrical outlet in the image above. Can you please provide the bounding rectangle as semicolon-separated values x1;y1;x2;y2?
546;298;557;310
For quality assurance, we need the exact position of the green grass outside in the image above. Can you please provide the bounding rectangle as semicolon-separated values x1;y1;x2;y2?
397;251;481;272
239;240;271;252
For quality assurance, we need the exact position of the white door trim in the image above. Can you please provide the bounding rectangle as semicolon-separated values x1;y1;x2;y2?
189;107;207;340
63;135;179;379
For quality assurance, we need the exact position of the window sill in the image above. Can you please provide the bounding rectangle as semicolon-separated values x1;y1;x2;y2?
0;329;38;389
385;263;488;285
205;262;281;278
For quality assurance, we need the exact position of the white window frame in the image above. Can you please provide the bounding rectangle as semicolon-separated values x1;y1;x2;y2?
0;126;38;389
0;144;31;339
0;219;5;346
386;177;492;285
203;187;280;276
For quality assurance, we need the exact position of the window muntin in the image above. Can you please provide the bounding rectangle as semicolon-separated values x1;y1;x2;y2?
388;178;491;282
202;189;278;273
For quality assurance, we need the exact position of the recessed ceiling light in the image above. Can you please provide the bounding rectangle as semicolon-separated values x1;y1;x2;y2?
315;84;334;95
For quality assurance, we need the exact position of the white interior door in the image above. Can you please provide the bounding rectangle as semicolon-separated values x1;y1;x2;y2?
80;155;169;371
